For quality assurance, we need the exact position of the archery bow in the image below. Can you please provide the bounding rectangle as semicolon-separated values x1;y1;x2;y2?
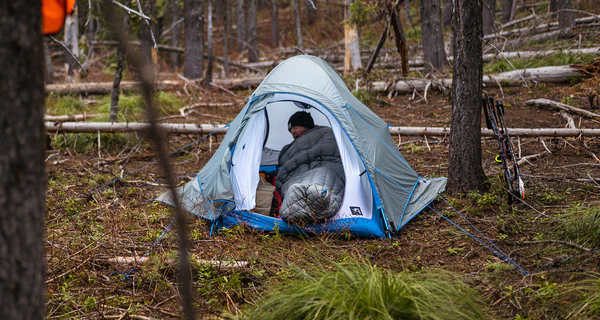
482;94;525;204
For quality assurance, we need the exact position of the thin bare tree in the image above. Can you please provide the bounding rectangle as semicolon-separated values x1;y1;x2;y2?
420;0;448;72
248;0;259;62
184;0;204;79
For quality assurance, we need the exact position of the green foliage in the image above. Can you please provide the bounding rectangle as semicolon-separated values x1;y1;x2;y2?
95;92;184;122
559;204;600;249
483;52;597;74
558;273;600;319
347;0;375;26
352;89;373;105
244;260;487;320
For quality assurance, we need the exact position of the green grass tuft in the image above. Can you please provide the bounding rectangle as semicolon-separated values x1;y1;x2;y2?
560;204;600;249
244;260;487;320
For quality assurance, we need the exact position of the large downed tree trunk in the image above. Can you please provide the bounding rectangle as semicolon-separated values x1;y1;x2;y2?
370;65;581;93
46;65;581;95
448;0;487;194
44;122;600;137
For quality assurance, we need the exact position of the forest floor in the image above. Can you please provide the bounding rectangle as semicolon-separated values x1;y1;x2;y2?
43;2;600;319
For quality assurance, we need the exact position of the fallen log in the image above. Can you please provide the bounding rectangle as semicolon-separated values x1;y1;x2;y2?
45;122;600;137
484;14;600;40
46;77;264;95
370;65;580;93
45;113;102;121
526;98;600;121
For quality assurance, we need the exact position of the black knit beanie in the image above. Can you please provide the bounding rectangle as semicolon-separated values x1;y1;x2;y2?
288;111;315;131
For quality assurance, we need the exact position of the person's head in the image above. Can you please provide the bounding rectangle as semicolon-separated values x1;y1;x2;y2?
288;111;315;139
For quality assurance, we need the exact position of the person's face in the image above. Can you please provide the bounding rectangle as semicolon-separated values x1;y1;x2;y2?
290;126;309;139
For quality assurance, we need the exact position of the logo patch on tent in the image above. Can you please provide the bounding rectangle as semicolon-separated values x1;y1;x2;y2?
350;206;363;216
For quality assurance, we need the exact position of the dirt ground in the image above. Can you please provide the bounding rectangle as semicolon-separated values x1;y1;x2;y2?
43;2;600;319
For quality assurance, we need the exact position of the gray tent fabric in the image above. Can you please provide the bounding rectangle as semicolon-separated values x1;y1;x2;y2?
158;55;446;233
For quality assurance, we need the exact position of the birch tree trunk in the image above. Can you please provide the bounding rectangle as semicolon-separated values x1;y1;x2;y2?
247;0;259;62
169;0;181;70
293;0;304;49
483;0;496;35
0;0;46;317
64;4;79;82
448;0;486;194
344;0;362;73
205;0;214;86
271;0;279;47
420;0;447;72
184;0;204;79
236;0;246;51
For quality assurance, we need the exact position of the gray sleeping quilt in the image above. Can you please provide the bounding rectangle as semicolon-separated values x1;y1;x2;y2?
276;126;345;224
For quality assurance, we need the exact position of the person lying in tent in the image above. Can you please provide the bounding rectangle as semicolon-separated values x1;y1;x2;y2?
275;111;346;224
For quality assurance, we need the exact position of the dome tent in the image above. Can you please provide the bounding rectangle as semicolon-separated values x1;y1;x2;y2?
158;55;446;238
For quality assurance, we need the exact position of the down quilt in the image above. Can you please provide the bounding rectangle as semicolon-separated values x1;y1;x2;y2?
276;126;345;223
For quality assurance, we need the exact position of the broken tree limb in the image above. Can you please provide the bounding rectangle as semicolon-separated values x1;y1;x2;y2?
45;122;600;137
526;98;600;121
560;110;577;129
517;151;551;166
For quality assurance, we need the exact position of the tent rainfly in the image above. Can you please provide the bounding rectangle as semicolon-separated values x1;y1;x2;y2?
158;55;446;238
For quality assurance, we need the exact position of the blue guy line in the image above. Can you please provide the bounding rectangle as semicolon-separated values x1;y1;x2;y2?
114;218;176;280
374;165;529;275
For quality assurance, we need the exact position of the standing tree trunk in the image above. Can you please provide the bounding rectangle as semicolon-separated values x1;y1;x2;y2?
549;0;558;16
344;0;362;73
305;0;317;25
483;0;496;35
420;0;448;72
293;0;303;49
0;0;46;318
169;0;182;70
448;0;487;194
140;0;157;67
44;38;54;84
558;0;574;37
184;0;204;79
236;0;246;51
64;4;79;82
205;0;214;86
388;2;409;76
247;0;259;62
502;0;516;23
223;0;231;76
271;0;279;47
443;0;453;28
110;48;125;122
